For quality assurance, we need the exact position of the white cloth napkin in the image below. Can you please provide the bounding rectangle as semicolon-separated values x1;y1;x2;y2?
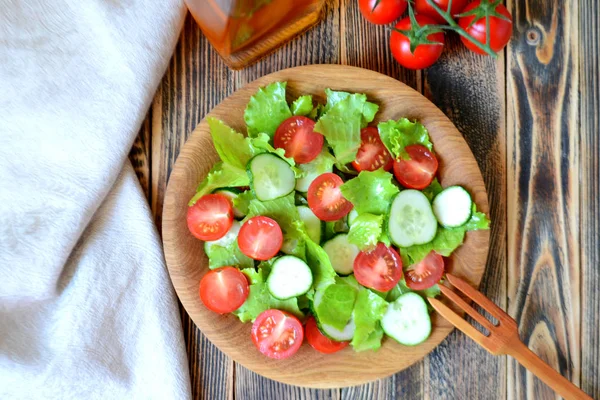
0;0;191;398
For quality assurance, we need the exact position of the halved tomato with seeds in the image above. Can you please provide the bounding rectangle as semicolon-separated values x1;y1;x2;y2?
352;127;393;172
274;116;324;164
251;309;304;359
353;243;403;292
187;194;233;241
307;173;354;222
405;251;444;290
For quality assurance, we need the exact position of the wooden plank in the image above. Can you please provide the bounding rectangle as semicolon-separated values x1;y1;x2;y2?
579;0;600;398
232;1;341;397
423;32;507;400
129;110;152;202
150;15;236;399
506;0;581;398
338;0;423;397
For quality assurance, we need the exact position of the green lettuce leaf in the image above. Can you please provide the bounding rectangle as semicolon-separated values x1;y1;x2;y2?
234;282;303;323
232;190;255;216
315;282;359;330
347;213;384;251
422;178;443;201
340;169;399;215
323;217;350;242
400;227;466;266
351;289;388;352
240;267;267;285
322;89;379;127
378;118;433;160
464;204;491;230
314;91;378;165
244;82;292;138
247;193;307;259
302;229;337;292
205;240;254;270
208;117;254;169
291;95;313;116
189;162;249;205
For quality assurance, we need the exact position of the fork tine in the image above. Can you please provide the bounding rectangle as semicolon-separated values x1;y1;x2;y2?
438;285;497;333
428;298;490;347
445;274;511;321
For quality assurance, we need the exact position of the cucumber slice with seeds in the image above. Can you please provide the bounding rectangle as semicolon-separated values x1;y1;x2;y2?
388;190;438;248
432;186;473;228
248;153;295;201
382;292;431;346
322;234;359;275
266;256;313;300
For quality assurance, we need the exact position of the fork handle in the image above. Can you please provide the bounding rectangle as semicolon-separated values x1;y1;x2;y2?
507;340;591;400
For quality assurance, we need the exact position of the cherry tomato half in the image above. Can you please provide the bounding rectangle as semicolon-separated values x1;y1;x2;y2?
354;243;403;292
187;194;234;241
305;316;349;354
274;116;324;164
307;173;354;222
251;309;304;359
199;267;249;314
359;0;408;25
238;216;283;260
352;127;393;172
458;0;513;55
390;15;445;70
405;251;445;290
393;144;439;189
414;0;469;24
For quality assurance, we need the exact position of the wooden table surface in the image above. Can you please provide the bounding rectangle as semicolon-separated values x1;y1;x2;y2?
129;1;599;398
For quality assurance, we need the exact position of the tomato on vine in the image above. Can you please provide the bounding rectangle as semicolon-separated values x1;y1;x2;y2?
359;0;408;25
390;14;445;70
457;0;513;54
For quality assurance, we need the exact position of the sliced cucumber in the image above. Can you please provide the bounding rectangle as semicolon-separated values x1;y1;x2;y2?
295;149;335;192
248;153;295;201
381;292;431;346
388;190;438;247
297;205;322;243
312;289;356;341
204;221;241;253
432;186;473;228
322;234;359;275
266;256;313;300
347;209;359;226
214;188;245;218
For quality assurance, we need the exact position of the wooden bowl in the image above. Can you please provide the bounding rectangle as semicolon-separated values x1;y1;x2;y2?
162;65;490;388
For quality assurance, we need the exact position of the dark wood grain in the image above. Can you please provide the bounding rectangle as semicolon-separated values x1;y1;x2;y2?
506;0;583;398
424;33;507;400
130;110;151;201
580;0;599;398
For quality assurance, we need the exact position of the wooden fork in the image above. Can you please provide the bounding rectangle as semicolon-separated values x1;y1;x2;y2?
429;273;592;400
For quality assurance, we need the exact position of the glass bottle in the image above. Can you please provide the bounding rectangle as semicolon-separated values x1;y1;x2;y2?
185;0;326;69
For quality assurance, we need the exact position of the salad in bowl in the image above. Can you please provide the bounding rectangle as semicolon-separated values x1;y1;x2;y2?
186;82;490;360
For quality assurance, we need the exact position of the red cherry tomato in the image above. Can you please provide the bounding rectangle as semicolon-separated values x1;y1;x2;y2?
237;216;283;260
305;316;349;354
414;0;469;24
187;194;234;241
358;0;408;25
251;309;304;359
353;243;403;292
307;173;354;222
199;267;249;314
351;127;393;172
393;144;439;189
458;0;513;55
274;116;324;164
390;15;445;70
405;251;445;290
